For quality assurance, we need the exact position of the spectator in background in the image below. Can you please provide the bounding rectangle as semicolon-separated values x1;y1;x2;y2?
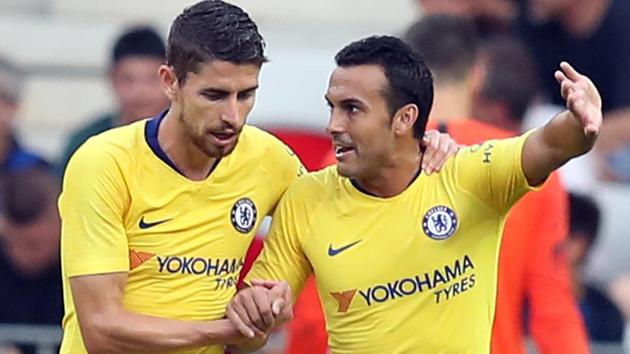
469;36;538;133
567;193;624;343
56;26;168;175
0;56;49;173
0;168;63;351
416;0;517;38
515;0;630;182
405;15;589;354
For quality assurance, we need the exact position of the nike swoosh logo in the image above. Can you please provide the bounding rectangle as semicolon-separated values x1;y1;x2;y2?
139;217;171;229
328;240;363;256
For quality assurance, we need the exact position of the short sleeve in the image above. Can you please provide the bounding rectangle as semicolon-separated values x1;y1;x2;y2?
59;139;131;277
246;181;312;299
264;136;307;214
454;131;541;215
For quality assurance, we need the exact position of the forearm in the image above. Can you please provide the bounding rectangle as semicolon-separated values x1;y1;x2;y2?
84;311;242;353
525;110;597;185
542;110;597;163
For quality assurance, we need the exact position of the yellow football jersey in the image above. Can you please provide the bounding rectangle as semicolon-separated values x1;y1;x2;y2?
247;133;539;354
59;111;304;354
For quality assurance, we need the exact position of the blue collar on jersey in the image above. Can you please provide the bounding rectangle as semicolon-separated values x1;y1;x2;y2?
144;109;222;178
145;110;184;175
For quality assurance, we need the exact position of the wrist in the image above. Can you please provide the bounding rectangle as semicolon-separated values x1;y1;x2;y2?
198;319;241;346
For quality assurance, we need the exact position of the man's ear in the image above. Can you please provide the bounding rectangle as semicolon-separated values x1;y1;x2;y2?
158;65;180;101
391;103;419;136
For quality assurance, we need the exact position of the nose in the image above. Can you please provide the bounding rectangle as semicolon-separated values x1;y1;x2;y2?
326;109;345;136
221;96;240;127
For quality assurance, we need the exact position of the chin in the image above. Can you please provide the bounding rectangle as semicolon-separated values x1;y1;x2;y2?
197;137;237;158
336;163;355;178
208;144;237;158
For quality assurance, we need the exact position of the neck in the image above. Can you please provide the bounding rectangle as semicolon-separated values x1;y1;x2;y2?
431;80;472;122
561;0;610;36
354;142;422;198
158;110;218;181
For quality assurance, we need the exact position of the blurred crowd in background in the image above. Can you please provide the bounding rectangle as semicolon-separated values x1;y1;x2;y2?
1;0;630;353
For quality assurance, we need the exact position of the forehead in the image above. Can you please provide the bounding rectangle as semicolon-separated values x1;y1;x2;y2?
326;64;388;102
184;59;261;90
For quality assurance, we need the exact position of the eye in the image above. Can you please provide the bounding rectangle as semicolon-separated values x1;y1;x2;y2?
202;92;226;101
238;90;256;100
343;104;359;115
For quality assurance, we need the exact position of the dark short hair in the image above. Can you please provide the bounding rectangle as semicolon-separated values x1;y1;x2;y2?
166;0;267;83
404;14;478;83
569;193;601;248
478;35;538;122
0;168;59;226
111;26;166;65
335;35;434;139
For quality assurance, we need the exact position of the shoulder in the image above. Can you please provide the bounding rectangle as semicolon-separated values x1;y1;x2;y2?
282;166;338;202
444;132;532;184
239;125;306;175
66;120;145;176
240;125;293;155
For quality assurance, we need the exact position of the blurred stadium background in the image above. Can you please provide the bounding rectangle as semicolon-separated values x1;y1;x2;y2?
0;0;417;160
1;0;630;353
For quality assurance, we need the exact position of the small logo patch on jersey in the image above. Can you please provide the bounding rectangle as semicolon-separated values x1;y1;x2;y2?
422;205;458;240
139;216;171;229
328;240;363;256
129;250;155;270
231;198;257;233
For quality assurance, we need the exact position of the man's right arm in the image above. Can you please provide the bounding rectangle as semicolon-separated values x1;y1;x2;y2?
61;140;253;353
244;177;314;297
228;176;316;339
70;272;243;353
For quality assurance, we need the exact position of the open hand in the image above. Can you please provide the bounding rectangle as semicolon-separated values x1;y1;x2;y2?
554;61;602;136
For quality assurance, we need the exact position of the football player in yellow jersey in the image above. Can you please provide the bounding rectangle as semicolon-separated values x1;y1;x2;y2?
230;36;603;353
59;1;297;353
58;2;457;354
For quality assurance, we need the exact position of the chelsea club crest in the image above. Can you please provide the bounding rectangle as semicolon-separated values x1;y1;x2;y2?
231;198;257;233
422;205;458;240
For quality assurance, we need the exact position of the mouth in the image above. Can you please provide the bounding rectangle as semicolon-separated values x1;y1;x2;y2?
209;131;238;147
334;144;356;160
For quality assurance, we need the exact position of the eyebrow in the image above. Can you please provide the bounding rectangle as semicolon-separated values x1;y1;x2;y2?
200;85;259;95
324;96;364;107
239;85;259;93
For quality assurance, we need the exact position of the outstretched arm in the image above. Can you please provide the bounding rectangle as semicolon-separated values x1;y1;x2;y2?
523;62;602;186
